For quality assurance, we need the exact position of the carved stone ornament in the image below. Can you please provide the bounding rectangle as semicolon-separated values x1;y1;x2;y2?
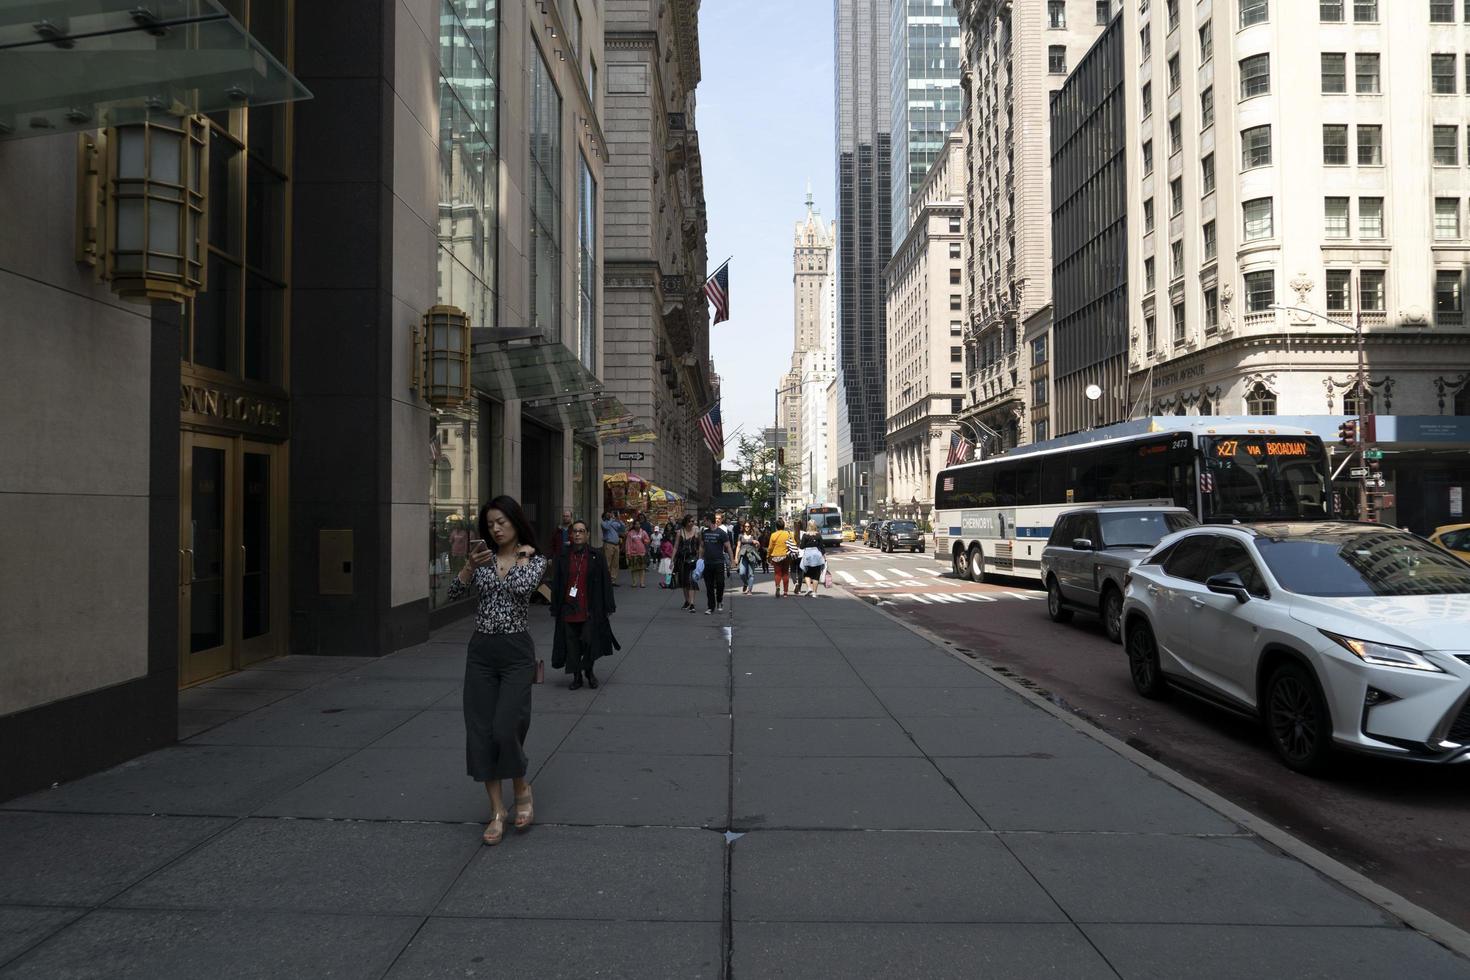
1219;283;1234;309
1289;273;1314;304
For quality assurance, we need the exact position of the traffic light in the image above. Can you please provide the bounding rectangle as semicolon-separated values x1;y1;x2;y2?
1338;419;1358;449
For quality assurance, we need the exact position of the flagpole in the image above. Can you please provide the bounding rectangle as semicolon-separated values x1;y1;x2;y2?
704;256;733;284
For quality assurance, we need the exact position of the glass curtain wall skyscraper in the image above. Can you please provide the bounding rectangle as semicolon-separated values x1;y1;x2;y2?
889;0;961;248
835;0;892;518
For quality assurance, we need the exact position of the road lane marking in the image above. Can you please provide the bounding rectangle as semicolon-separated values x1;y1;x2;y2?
916;567;941;576
865;570;886;580
837;571;859;584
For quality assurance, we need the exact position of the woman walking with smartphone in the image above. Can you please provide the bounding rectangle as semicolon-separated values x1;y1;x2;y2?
674;514;702;612
447;496;548;846
549;520;619;690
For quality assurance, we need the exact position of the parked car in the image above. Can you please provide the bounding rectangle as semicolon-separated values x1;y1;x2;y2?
1429;523;1470;563
881;520;925;553
1042;506;1198;643
841;524;857;542
866;521;889;547
1121;522;1470;773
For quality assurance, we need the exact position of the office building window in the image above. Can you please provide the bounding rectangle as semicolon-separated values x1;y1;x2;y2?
949;216;962;232
1168;55;1181;93
1199;21;1213;61
1201;153;1216;194
1200;87;1215;129
1032;335;1048;365
1359;269;1386;310
1431;0;1455;21
1034;420;1050;443
949;268;962;284
1323;197;1349;238
1240;0;1268;27
1240;55;1271;99
1325;269;1352;311
1167;0;1179;29
950;320;963;336
1320;0;1344;19
1323;124;1348;165
1143;139;1154;175
951;346;963;363
1172;300;1187;342
1243;198;1273;240
1321;53;1346;93
952;398;964;414
1032;379;1048;405
1203;287;1219;334
1203;220;1217;260
950;294;962;310
1247;382;1277;415
1169;115;1182;154
1049;45;1067;73
1142;81;1153;117
1170;239;1184;278
1433;53;1458;93
1144;197;1155;232
1354;0;1377;20
950;373;963;388
1434;125;1459;165
1343;385;1373;416
1437;270;1463;312
949;242;961;258
1170;177;1183;216
1242;125;1272;168
1145;313;1157;353
1049;0;1067;27
577;155;597;370
1357;124;1383;165
1436;198;1462;239
528;49;563;337
1097;0;1113;24
1355;53;1380;93
1359;196;1384;238
1244;270;1275;312
1140;26;1151;61
1144;256;1156;291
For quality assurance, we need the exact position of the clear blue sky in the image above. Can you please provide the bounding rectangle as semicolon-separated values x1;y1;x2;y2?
699;0;835;459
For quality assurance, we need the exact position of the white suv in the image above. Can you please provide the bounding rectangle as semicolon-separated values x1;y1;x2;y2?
1121;522;1470;773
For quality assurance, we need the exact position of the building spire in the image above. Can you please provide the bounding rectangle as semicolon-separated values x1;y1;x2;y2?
805;178;814;216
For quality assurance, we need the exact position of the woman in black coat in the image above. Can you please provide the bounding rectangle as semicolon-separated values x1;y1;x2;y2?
548;519;620;689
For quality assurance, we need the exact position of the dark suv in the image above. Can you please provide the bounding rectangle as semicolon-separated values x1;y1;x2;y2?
881;520;924;553
1039;506;1198;643
865;521;889;547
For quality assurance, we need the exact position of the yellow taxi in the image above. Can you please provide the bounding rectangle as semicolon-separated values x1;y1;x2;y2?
1429;524;1470;563
841;524;856;542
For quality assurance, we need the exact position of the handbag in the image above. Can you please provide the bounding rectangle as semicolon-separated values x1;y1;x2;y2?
823;569;833;588
533;659;545;684
785;538;801;559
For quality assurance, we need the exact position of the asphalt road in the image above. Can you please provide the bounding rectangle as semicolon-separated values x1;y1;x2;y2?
828;541;1470;931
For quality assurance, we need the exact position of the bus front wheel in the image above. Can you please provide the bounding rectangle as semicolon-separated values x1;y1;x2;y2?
968;546;987;584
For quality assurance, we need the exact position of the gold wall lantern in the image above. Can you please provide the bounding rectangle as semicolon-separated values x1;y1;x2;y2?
77;114;209;303
413;305;473;408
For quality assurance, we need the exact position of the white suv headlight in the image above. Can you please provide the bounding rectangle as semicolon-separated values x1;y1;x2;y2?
1319;630;1445;673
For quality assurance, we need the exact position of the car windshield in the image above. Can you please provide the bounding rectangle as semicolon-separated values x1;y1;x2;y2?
891;522;916;531
1256;531;1470;597
1200;437;1331;522
1098;512;1196;548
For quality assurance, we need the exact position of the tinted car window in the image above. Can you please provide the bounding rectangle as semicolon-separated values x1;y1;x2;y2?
1143;541;1179;567
1163;535;1215;582
1098;512;1194;548
1049;515;1077;546
1440;529;1470;551
1207;539;1268;596
1256;532;1470;597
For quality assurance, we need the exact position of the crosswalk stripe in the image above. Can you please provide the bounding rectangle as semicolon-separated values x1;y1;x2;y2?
888;568;908;577
928;593;963;604
916;567;941;576
865;570;886;580
957;592;995;602
905;593;932;604
837;571;859;584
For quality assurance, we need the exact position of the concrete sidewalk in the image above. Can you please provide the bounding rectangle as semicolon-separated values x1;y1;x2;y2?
1;578;1467;978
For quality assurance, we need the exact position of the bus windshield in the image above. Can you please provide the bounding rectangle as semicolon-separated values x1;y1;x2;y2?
1200;436;1331;522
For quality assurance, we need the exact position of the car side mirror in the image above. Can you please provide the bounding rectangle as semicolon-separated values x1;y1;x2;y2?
1072;538;1094;551
1206;572;1251;604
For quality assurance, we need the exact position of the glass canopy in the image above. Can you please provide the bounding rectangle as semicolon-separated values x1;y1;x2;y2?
0;0;310;139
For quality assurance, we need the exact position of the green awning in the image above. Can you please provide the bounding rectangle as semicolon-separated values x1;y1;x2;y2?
0;1;310;139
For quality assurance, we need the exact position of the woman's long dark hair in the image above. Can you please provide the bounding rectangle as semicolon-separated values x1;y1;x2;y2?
479;495;539;554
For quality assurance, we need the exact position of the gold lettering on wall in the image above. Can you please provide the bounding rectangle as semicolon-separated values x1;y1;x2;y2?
180;381;288;437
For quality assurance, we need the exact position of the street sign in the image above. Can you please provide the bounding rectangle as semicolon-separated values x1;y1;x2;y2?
617;451;646;461
1364;449;1385;461
1367;475;1386;489
1348;467;1369;478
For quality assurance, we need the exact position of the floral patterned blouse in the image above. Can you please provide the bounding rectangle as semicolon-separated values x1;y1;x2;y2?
447;555;549;635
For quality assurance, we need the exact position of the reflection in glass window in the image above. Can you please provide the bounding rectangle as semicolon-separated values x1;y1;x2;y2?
529;49;563;337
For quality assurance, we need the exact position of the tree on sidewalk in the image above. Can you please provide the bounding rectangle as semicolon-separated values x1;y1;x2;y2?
730;434;799;524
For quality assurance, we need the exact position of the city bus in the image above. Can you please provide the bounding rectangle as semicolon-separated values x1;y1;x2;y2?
932;418;1333;582
801;503;846;548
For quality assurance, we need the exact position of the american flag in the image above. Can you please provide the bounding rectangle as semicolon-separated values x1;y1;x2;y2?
946;431;974;468
699;403;725;461
703;261;730;324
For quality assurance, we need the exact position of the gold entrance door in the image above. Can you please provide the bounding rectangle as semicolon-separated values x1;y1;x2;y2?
180;435;287;685
181;433;234;685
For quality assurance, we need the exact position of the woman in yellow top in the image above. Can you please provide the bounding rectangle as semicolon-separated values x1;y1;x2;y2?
766;518;795;597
